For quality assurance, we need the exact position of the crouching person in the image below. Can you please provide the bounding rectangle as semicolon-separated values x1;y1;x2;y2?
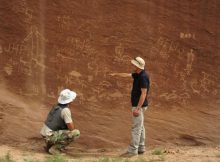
40;89;80;154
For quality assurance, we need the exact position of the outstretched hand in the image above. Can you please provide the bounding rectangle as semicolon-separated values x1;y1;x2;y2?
108;73;131;77
109;73;116;76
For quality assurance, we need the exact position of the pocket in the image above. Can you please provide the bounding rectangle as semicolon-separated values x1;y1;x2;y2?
143;106;148;111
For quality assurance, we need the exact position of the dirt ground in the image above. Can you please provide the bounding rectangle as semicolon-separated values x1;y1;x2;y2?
1;144;220;162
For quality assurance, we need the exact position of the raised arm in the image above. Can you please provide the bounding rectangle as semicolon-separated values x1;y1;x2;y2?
109;73;132;77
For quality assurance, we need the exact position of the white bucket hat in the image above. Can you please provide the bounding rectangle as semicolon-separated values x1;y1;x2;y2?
58;89;77;104
131;57;145;70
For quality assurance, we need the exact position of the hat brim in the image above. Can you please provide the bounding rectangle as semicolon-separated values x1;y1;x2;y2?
58;91;77;104
131;60;144;70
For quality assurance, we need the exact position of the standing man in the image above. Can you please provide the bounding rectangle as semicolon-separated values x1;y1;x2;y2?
40;89;80;154
110;56;150;157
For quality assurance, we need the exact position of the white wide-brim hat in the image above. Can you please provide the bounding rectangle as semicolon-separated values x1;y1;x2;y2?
58;89;77;104
131;57;145;70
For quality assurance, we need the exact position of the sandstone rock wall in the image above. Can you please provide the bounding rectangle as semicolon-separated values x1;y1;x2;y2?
0;0;220;147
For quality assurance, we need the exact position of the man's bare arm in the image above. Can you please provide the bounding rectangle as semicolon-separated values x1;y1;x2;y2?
132;88;147;117
109;73;131;77
67;122;75;131
136;88;147;110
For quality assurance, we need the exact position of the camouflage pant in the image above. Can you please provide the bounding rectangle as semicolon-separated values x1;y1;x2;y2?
44;129;80;149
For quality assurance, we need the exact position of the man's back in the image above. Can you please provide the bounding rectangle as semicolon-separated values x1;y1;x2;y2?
45;104;68;131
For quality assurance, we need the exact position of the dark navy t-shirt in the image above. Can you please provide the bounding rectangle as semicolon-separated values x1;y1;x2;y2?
131;70;150;107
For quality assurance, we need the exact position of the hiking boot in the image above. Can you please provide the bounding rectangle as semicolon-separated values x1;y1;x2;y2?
48;145;62;155
138;151;145;155
58;146;67;153
44;143;53;153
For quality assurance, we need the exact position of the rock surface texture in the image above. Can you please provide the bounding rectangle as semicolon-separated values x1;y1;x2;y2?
0;0;220;149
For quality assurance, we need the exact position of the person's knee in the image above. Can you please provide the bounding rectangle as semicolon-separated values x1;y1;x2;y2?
67;129;80;139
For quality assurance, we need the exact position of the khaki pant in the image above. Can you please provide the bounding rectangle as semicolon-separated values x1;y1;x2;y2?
44;129;80;149
128;107;147;154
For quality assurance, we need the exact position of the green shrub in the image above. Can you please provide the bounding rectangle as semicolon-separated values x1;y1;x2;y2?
152;149;163;155
43;155;68;162
0;152;14;162
23;158;41;162
123;159;132;162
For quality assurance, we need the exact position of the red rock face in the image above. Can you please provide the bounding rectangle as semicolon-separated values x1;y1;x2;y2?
0;0;220;148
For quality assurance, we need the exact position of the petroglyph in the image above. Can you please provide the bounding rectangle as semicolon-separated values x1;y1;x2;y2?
3;44;27;55
99;81;112;89
179;72;187;90
180;32;196;39
47;91;56;99
179;92;191;105
114;43;132;63
87;60;110;78
31;84;39;95
190;72;216;95
89;80;115;101
115;43;124;56
184;49;195;76
4;64;13;76
7;25;47;76
190;79;201;94
172;49;196;92
55;37;96;59
3;25;48;78
21;84;39;96
159;90;190;105
77;92;86;104
102;66;110;78
56;50;75;61
88;61;97;71
31;58;47;69
64;72;87;89
11;0;33;23
57;15;71;31
24;8;33;21
168;41;179;52
74;76;87;89
69;71;82;78
200;72;215;93
159;39;171;59
159;91;178;100
150;36;188;61
23;25;47;56
16;25;47;95
87;60;103;76
66;37;90;52
109;90;123;98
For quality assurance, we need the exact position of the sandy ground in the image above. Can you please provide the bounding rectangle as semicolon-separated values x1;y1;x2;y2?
1;145;220;162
